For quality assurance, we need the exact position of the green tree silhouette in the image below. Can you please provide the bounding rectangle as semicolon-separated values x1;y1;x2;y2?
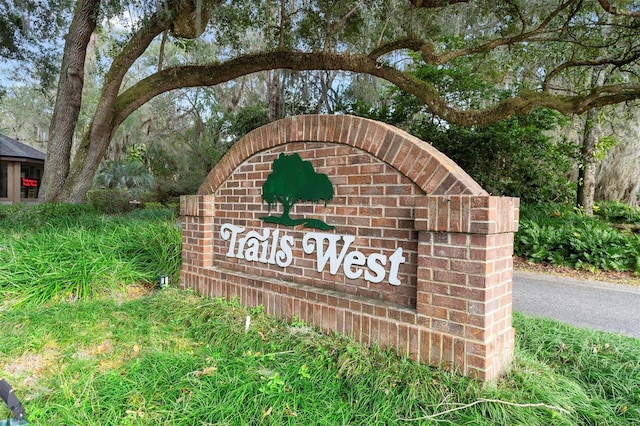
261;153;334;230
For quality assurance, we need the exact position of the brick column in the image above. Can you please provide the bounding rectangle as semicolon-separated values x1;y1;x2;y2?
414;195;519;381
180;195;215;294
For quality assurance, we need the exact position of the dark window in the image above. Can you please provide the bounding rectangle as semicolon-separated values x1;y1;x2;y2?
20;164;42;199
0;162;7;198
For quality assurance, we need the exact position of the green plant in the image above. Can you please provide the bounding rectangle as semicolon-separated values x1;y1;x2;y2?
595;201;640;224
0;203;97;230
0;207;181;308
86;189;136;214
94;159;155;196
515;203;640;272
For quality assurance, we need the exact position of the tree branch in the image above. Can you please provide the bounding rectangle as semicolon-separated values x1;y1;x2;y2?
435;0;577;64
323;2;363;51
113;50;640;130
597;0;640;18
408;0;469;7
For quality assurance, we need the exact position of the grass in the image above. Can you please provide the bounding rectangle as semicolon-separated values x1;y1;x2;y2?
0;204;181;308
0;290;638;425
1;203;639;425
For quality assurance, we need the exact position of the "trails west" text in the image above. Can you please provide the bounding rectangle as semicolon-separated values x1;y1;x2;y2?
220;223;406;286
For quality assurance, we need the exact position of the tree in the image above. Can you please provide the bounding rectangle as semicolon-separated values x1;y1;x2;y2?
341;85;575;204
261;153;334;230
37;0;640;202
0;0;72;90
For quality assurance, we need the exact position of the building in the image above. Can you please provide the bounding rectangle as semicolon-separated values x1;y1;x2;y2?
0;133;45;204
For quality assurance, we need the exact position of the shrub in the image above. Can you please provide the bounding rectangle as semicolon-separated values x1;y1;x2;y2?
0;202;97;230
595;201;640;224
94;159;155;196
86;189;136;214
515;203;640;272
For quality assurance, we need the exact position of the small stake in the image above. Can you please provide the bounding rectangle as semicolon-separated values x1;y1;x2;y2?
157;275;168;289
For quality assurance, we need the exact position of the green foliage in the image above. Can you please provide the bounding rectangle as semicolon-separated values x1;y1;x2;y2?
228;104;270;140
515;203;640;272
412;109;575;203
342;85;575;204
0;202;96;230
0;205;181;308
594;201;640;224
94;159;155;196
1;290;639;424
86;189;136;214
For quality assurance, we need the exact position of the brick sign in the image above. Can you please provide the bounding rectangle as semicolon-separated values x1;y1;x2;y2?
181;115;518;381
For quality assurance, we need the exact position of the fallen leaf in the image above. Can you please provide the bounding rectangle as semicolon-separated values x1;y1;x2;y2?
262;407;273;418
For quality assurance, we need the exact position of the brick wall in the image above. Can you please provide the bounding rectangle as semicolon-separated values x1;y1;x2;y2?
181;115;518;381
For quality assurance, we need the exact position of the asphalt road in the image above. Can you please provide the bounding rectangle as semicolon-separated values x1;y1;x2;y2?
512;270;640;339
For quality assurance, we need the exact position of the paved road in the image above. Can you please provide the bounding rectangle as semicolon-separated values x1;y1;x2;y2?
513;270;640;339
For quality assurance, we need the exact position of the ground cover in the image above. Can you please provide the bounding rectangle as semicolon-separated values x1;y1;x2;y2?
1;288;639;425
0;203;638;425
515;202;640;278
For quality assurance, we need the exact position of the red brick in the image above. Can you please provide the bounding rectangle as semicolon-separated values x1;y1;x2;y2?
182;115;518;382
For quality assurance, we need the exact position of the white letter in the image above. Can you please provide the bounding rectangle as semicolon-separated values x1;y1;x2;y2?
276;235;294;267
267;229;280;264
220;224;244;258
388;248;406;286
344;250;366;279
365;253;387;283
303;232;355;275
243;230;269;262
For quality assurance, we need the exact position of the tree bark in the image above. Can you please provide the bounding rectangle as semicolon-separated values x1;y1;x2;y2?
576;68;606;215
576;107;599;215
39;0;100;202
55;7;176;202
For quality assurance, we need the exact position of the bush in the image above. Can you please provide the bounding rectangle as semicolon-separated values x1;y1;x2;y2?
0;202;97;230
515;203;640;272
86;189;137;214
595;201;640;224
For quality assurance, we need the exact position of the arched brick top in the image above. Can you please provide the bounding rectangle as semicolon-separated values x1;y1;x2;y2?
198;114;487;196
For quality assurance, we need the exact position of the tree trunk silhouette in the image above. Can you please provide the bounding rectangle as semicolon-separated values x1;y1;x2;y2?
576;107;599;215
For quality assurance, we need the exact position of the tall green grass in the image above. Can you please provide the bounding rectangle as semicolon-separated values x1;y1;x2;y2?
0;291;638;425
0;204;181;308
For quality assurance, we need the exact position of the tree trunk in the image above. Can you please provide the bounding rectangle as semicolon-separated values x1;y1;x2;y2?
267;70;281;122
40;0;205;203
53;8;176;202
39;0;100;202
576;107;599;215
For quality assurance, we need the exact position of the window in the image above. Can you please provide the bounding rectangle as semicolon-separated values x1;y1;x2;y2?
0;162;7;198
20;164;42;200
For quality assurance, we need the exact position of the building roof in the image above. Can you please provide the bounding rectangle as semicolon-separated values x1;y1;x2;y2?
0;133;46;162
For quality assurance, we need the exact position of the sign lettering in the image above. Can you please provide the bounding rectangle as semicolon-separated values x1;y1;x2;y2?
221;223;406;286
21;178;38;187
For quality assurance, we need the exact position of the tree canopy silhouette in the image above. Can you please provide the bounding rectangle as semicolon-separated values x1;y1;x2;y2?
261;153;334;230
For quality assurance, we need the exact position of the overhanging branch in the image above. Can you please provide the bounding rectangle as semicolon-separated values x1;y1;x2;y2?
114;50;640;129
